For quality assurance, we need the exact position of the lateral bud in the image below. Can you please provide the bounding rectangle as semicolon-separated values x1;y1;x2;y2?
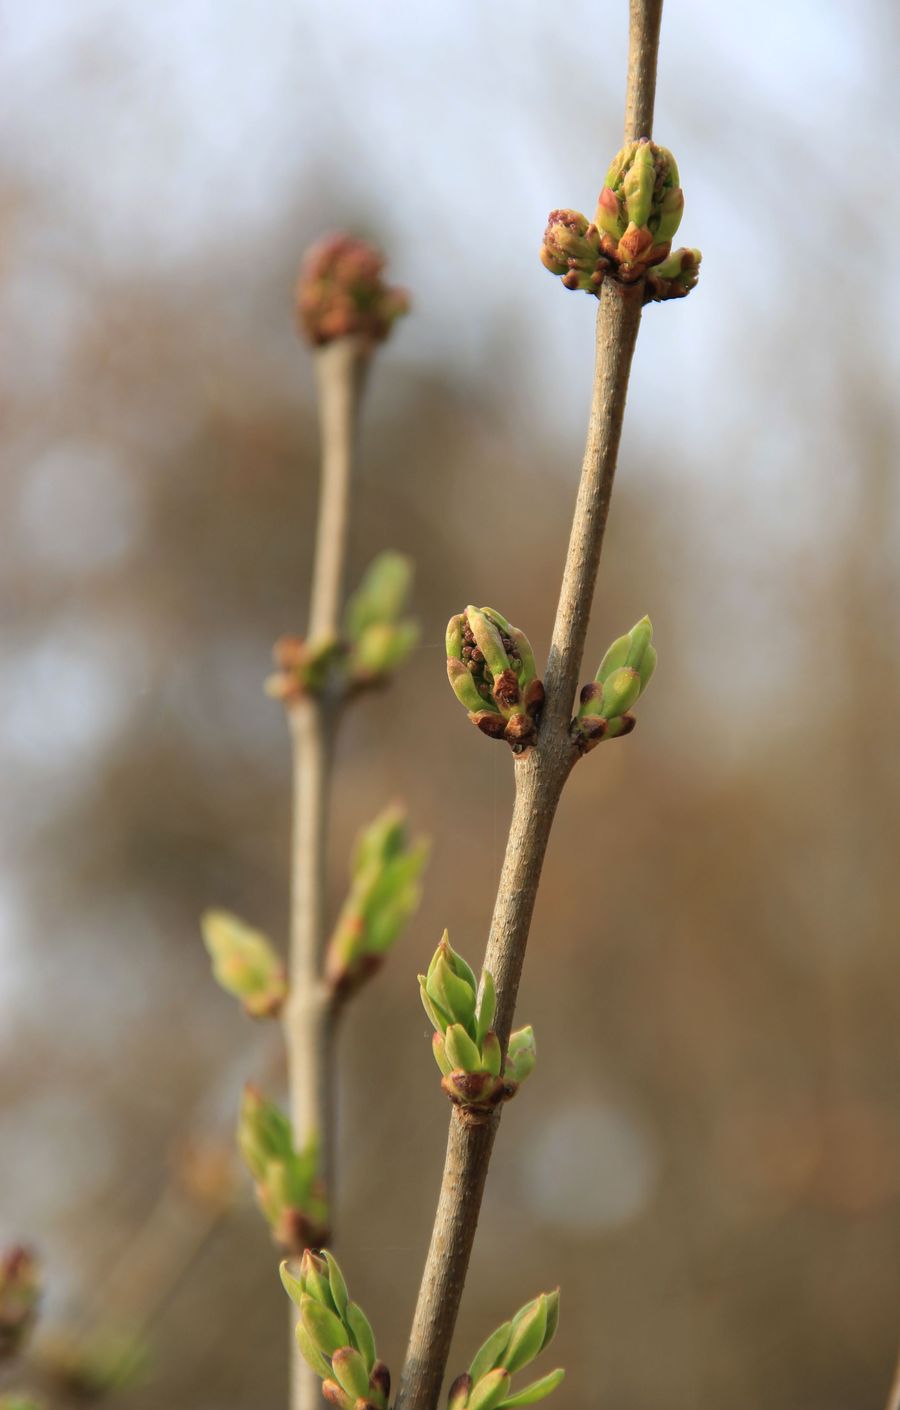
419;933;536;1119
446;607;543;754
573;615;656;755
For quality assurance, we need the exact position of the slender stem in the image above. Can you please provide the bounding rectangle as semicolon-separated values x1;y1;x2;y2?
394;7;662;1405
885;1345;900;1410
308;339;369;641
285;334;368;1410
624;0;663;143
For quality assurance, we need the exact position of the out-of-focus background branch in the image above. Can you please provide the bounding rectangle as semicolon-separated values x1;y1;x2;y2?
1;3;898;1408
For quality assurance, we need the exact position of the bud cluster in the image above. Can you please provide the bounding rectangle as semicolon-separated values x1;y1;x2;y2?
326;806;428;999
266;633;344;704
595;138;683;277
539;210;605;293
281;1251;390;1410
238;1087;329;1253
267;553;418;705
39;1331;147;1399
419;934;536;1120
573;616;657;754
201;910;288;1019
0;1248;40;1362
343;552;420;689
542;138;701;303
447;608;544;753
297;234;410;347
447;1291;565;1410
643;246;702;303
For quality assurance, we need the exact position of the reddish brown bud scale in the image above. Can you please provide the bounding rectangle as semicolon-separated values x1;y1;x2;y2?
297;233;409;347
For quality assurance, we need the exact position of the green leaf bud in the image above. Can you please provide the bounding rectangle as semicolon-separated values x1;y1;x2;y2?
467;607;511;680
475;971;496;1046
201;910;287;1019
345;1302;377;1373
469;1322;513;1383
496;1369;566;1407
622;139;656;229
446;607;543;751
238;1093;328;1251
427;953;477;1032
332;1348;372;1401
297;1322;334;1380
599;666;641;718
575;618;656;752
448;1374;473;1410
468;1370;512;1410
345;553;413;639
327;807;428;999
505;1027;536;1086
481;1031;502;1078
432;1032;454;1077
541;1291;560;1351
503;1296;548;1375
301;1297;347;1358
324;1252;350;1318
445;1023;483;1074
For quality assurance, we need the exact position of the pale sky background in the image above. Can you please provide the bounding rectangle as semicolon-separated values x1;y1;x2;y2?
1;0;899;1326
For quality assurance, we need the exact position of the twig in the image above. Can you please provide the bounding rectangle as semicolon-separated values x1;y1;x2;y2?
624;0;663;143
885;1345;900;1410
284;334;369;1410
393;8;662;1409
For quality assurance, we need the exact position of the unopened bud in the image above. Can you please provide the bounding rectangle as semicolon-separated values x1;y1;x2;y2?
238;1089;328;1253
446;607;543;753
540;211;606;294
201;910;287;1019
457;1292;565;1410
419;936;533;1117
574;616;656;753
326;807;428;1000
282;1253;383;1393
545;138;699;302
297;234;409;347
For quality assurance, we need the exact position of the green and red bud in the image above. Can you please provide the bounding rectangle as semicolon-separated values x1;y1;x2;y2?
281;1253;387;1409
297;234;409;348
448;1291;565;1410
544;138;700;302
326;806;428;1000
344;552;419;688
644;247;702;303
237;1088;329;1253
419;934;536;1118
201;910;287;1019
266;633;344;703
446;607;543;753
573;616;656;754
539;211;606;294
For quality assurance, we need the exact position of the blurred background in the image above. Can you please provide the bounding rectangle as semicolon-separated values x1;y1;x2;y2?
2;2;899;1408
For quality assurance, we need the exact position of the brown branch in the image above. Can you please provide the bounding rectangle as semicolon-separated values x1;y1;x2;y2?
624;0;663;143
885;1344;900;1410
393;7;663;1404
284;334;369;1410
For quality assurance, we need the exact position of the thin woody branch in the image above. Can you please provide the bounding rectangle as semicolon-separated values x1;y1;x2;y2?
393;7;669;1409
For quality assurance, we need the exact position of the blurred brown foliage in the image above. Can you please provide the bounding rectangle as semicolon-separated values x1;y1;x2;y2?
1;6;899;1410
